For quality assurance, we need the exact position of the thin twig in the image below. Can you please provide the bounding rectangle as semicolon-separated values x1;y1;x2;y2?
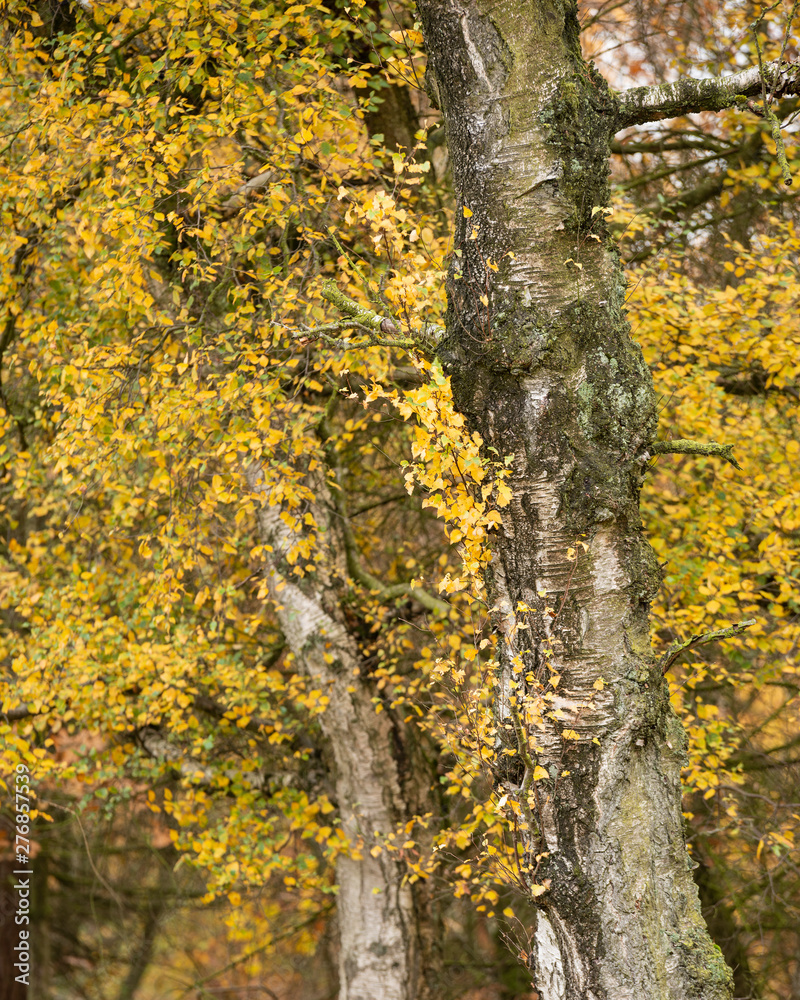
660;619;756;676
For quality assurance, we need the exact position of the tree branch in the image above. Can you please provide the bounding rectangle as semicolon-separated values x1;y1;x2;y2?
321;281;444;355
136;725;267;790
611;134;736;155
650;438;741;469
317;403;450;617
660;619;757;676
617;149;730;192
220;170;276;219
2;705;33;721
616;60;800;130
627;131;763;226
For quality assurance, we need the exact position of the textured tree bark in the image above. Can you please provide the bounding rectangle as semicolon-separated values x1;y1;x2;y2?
416;3;733;998
248;468;439;1000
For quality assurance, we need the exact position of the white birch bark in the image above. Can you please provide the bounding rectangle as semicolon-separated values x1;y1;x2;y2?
247;467;425;1000
416;3;735;997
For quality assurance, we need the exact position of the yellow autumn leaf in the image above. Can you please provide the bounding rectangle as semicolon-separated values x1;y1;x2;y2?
496;482;513;507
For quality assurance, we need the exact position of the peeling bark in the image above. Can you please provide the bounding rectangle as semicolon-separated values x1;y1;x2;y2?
416;2;733;998
247;467;439;1000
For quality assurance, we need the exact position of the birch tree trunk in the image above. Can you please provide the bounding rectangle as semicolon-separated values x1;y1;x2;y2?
416;3;734;998
248;468;439;1000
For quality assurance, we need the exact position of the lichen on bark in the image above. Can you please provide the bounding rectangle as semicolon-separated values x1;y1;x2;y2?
615;59;800;129
417;2;735;997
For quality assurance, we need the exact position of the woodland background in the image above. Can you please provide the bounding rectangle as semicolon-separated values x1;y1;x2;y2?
0;0;799;998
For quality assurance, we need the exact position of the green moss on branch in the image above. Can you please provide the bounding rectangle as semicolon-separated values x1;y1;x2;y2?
320;281;443;354
650;438;741;469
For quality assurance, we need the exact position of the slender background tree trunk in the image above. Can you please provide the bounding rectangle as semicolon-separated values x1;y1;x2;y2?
416;3;733;998
249;469;440;1000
